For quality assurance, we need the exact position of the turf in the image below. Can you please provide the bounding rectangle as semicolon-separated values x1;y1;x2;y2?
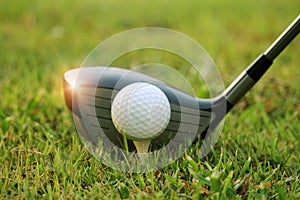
0;0;299;199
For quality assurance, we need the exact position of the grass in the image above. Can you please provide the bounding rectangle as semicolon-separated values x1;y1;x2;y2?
1;0;299;199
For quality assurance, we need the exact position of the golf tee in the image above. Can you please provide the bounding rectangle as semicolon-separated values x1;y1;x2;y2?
133;140;151;154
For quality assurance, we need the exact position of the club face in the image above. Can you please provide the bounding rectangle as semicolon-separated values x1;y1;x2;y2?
64;66;227;153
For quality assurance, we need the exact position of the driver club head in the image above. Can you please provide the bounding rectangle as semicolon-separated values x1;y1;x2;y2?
63;67;226;151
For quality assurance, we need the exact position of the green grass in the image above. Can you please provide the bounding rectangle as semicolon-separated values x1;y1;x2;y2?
1;0;299;199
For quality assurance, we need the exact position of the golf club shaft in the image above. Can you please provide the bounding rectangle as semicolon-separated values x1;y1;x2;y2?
224;15;300;110
265;14;300;61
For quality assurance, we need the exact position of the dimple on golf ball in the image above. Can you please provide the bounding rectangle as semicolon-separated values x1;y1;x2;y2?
111;82;171;141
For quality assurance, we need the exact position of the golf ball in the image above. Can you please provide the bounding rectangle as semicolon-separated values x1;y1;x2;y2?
111;82;171;141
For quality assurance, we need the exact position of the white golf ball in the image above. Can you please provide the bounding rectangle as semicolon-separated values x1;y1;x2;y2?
111;82;171;141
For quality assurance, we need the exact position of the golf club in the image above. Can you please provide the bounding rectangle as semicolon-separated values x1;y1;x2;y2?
64;15;299;152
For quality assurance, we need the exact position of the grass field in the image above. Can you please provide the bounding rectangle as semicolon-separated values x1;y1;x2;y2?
1;0;299;199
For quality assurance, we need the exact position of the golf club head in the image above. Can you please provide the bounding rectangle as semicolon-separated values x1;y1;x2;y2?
64;67;227;152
